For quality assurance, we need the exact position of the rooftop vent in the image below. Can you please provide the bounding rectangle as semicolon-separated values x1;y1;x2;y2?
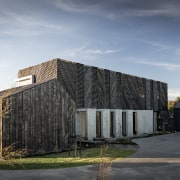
15;75;35;87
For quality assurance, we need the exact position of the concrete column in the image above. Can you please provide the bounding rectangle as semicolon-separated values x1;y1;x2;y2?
115;109;122;138
137;110;144;134
87;109;96;140
127;110;133;137
136;110;154;135
101;109;110;138
75;111;81;136
145;110;153;133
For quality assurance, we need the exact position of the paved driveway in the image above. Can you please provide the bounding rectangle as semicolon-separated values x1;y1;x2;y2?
1;133;180;180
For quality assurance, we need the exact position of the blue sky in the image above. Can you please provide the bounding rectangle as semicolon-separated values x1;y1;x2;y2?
0;0;180;100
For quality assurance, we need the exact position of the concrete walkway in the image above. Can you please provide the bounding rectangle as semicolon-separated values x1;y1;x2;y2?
1;133;180;180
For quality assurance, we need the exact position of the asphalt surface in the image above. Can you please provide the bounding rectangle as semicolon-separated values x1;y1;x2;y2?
1;132;180;180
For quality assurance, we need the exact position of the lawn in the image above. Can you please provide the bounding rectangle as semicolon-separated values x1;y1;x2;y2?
0;147;135;170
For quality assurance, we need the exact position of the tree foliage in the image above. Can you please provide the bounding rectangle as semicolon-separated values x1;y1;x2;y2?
0;89;13;158
0;90;12;119
168;97;180;115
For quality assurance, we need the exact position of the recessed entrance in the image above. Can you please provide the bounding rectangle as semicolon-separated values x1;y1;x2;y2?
110;111;115;137
133;112;137;135
153;112;157;131
96;111;102;138
122;112;127;136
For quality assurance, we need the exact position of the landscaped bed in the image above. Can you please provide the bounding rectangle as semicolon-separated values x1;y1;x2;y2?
0;147;135;170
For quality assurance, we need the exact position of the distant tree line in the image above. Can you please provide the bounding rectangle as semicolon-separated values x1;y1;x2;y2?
168;97;180;116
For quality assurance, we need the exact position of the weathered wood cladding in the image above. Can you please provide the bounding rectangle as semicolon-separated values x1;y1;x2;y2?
110;71;122;109
76;63;84;108
84;66;93;108
153;81;158;111
159;82;168;111
57;60;77;101
122;74;145;109
18;59;58;83
17;59;168;111
96;68;106;108
2;80;75;155
146;80;152;110
104;70;110;108
67;61;167;110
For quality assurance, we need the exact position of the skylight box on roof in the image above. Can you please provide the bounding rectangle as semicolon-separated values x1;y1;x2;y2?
15;75;35;87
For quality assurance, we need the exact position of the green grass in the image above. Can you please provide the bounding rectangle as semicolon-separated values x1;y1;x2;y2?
0;147;135;170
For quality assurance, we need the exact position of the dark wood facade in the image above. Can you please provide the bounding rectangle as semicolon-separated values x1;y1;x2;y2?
17;59;168;111
0;58;168;155
2;79;75;154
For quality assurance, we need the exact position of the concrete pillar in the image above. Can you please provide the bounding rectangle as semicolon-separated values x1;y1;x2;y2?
101;109;110;138
115;109;122;138
75;111;81;136
127;110;133;137
136;110;154;135
145;110;153;133
87;109;96;140
137;110;144;134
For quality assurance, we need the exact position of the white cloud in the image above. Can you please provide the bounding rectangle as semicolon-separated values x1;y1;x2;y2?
52;0;180;21
0;9;68;37
168;88;180;100
52;0;100;14
61;45;121;63
140;39;180;58
60;45;97;63
63;45;87;58
137;60;180;70
1;30;41;36
121;4;180;19
63;45;120;56
122;5;180;18
85;49;121;55
12;15;63;31
140;40;172;51
159;4;180;18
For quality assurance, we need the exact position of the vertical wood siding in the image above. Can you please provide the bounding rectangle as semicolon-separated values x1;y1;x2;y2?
84;66;93;108
159;82;168;111
104;70;110;108
17;59;168;111
153;81;158;111
76;63;84;108
57;60;77;100
2;79;75;155
96;68;106;108
110;72;122;109
122;74;146;109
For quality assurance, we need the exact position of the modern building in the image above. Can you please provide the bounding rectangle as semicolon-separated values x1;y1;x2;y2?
0;59;168;155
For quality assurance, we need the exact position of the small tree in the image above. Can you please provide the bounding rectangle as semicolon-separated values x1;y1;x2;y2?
0;90;12;158
168;97;180;116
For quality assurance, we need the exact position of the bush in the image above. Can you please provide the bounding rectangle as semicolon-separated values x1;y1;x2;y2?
2;143;27;160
